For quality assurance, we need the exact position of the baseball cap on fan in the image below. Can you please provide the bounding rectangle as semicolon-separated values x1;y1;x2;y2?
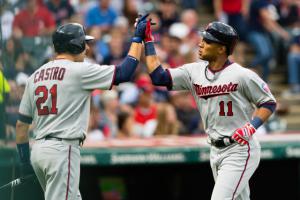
169;23;189;40
135;74;154;93
16;72;29;86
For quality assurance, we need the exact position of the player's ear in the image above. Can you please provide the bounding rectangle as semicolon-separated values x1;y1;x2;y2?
218;45;227;55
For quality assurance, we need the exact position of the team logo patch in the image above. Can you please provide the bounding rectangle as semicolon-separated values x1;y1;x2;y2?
262;83;270;93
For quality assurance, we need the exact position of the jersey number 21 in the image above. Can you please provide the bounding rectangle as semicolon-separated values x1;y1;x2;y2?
35;85;58;115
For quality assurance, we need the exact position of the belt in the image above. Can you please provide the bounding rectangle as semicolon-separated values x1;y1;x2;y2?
44;136;84;146
209;136;235;148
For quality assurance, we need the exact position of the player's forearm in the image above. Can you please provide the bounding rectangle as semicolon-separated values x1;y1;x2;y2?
16;120;31;164
146;55;161;73
253;107;273;122
144;42;172;88
113;42;142;85
16;120;30;144
128;42;143;61
250;102;276;129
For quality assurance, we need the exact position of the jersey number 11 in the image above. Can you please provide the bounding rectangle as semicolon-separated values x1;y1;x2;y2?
35;84;58;116
219;101;233;116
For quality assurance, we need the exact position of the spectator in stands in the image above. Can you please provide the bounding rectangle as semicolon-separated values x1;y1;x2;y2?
102;27;129;65
114;16;131;41
85;27;108;63
87;104;105;141
133;73;158;138
170;91;201;135
274;0;300;65
180;0;198;10
180;9;199;41
156;0;179;34
117;110;135;138
12;0;56;39
99;90;120;138
84;0;118;32
166;23;190;68
46;0;75;25
5;73;28;140
0;70;10;144
154;102;180;137
247;0;290;81
5;80;19;129
213;0;249;41
0;2;14;41
284;34;300;95
123;0;139;26
213;0;249;65
2;37;32;79
276;0;300;31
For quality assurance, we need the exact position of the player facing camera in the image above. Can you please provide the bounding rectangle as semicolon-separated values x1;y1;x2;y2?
142;18;276;200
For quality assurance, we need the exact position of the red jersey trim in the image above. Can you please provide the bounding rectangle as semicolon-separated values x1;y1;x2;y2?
65;145;72;200
109;65;117;90
231;143;250;199
166;68;173;90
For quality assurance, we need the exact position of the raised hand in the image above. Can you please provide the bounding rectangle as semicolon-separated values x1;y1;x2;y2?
144;19;154;43
132;13;149;43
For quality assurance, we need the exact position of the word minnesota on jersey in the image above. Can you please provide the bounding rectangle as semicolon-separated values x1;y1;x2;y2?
193;82;238;99
34;67;66;83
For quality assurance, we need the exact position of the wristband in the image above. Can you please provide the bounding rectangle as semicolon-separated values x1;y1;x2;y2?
17;142;30;163
131;37;143;43
250;116;263;129
145;42;156;56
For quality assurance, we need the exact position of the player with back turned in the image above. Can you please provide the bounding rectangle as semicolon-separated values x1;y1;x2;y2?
15;15;149;200
142;19;276;199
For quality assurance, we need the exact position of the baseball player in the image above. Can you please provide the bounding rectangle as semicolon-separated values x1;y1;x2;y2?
143;20;276;199
16;15;148;200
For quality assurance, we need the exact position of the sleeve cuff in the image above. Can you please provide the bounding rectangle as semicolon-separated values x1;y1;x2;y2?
18;113;33;124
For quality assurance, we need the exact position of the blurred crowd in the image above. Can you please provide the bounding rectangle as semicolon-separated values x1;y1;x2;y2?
0;0;299;144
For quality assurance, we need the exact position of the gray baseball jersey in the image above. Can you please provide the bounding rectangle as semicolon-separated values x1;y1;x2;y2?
19;59;115;200
168;60;276;199
19;59;115;140
168;60;276;140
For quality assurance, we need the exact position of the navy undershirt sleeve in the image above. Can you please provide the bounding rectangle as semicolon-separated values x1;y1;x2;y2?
258;102;276;113
114;56;139;85
150;65;172;89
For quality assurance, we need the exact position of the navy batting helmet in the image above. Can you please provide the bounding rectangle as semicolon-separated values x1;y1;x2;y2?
52;23;94;54
199;21;238;55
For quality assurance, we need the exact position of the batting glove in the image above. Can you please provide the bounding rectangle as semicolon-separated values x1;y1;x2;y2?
144;19;154;43
132;13;149;43
231;123;256;145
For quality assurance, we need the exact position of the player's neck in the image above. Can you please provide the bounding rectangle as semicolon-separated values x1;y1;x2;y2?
55;54;77;61
208;59;228;71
